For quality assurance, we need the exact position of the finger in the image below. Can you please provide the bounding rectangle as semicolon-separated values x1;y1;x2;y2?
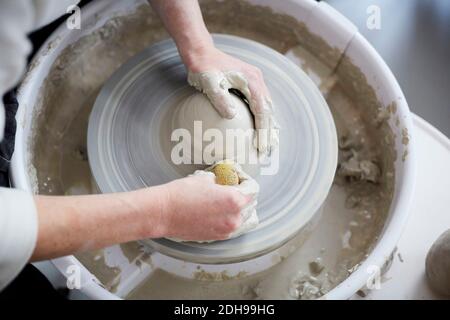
239;199;258;223
253;113;280;154
188;71;239;119
253;113;270;153
233;179;259;199
243;75;279;154
229;207;259;238
214;183;253;210
246;72;272;114
190;170;216;183
269;117;280;149
224;71;252;100
221;209;243;232
240;206;258;225
233;190;254;208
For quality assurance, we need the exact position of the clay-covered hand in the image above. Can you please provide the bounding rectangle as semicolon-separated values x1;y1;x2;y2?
186;47;279;154
206;160;260;238
161;173;253;241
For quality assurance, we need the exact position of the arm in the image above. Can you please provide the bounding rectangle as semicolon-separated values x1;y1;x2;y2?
149;0;213;67
0;0;80;291
31;186;167;261
150;0;279;153
0;0;251;290
31;174;250;261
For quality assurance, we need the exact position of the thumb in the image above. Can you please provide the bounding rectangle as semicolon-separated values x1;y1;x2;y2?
189;170;216;183
188;71;239;119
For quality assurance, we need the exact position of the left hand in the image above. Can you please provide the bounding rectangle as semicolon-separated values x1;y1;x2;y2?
199;159;260;239
185;46;279;154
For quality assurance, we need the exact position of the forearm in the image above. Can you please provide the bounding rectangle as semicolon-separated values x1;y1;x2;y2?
31;186;168;261
149;0;213;65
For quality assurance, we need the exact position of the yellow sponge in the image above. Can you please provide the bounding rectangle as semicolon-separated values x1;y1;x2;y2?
212;163;240;186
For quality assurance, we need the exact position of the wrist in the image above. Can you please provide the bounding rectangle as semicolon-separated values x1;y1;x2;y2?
179;38;215;70
130;185;170;239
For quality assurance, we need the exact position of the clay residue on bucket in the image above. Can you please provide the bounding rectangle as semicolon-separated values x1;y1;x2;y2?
75;249;122;292
26;0;396;299
30;4;169;196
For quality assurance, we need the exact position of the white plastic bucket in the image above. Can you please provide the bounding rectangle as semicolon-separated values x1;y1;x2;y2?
11;0;415;299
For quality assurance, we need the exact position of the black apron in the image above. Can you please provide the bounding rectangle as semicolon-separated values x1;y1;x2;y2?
0;91;17;187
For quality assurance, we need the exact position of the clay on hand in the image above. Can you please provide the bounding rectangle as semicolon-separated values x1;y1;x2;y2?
188;70;279;154
191;159;260;241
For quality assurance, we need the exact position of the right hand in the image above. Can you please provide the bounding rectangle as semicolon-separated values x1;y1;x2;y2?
186;47;280;155
161;173;252;241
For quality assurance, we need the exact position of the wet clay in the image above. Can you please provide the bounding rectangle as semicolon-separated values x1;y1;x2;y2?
28;0;396;299
426;230;450;296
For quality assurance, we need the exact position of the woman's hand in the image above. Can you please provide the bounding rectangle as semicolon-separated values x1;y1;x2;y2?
149;0;279;154
160;173;252;241
32;174;252;261
186;46;279;154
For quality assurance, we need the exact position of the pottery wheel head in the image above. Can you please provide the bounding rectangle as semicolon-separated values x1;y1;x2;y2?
88;34;338;264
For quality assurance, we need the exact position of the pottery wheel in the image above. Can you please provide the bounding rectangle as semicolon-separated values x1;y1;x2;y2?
88;34;338;264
